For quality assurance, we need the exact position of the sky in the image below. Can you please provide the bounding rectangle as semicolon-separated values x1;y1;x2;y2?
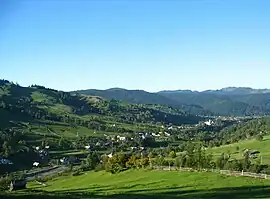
0;0;270;92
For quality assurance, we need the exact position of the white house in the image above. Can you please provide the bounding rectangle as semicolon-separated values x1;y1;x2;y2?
108;153;113;158
204;120;214;126
33;162;40;167
119;136;126;141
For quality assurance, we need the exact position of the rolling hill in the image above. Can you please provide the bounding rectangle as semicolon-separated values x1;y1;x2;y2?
73;87;270;116
0;80;203;133
72;88;212;116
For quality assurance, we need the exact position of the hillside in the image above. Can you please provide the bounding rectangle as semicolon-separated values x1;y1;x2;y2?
0;80;204;171
205;87;270;95
0;80;202;127
73;87;270;116
208;135;270;164
72;88;212;116
3;170;270;199
158;87;270;116
158;92;270;116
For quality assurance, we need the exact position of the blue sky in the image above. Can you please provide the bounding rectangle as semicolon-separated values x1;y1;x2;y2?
0;0;270;92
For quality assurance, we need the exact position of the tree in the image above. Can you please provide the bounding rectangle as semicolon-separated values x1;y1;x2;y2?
139;157;149;168
126;155;137;169
243;151;251;171
175;155;186;168
155;155;166;167
2;141;11;157
105;153;127;174
169;151;176;158
216;153;230;170
85;152;100;170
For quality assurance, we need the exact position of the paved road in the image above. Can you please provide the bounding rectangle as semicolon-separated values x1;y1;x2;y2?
25;165;67;181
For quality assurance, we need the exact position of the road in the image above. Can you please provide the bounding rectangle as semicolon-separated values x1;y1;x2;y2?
25;165;67;181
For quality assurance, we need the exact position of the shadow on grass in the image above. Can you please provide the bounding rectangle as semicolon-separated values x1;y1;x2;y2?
2;185;270;199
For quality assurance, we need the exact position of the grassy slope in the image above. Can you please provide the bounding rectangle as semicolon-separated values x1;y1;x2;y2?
3;170;270;199
208;135;270;164
0;85;142;141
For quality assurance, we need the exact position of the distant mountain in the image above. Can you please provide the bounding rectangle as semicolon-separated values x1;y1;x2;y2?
159;87;270;95
158;90;196;94
74;88;179;105
158;88;270;116
71;88;212;116
203;87;270;95
73;87;270;116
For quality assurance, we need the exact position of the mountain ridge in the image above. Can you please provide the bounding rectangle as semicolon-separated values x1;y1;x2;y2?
72;87;270;116
75;87;270;95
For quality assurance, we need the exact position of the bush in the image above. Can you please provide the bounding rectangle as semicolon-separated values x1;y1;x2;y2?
0;176;12;191
105;153;127;174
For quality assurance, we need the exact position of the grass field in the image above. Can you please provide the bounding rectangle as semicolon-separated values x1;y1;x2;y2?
207;135;270;164
2;170;270;199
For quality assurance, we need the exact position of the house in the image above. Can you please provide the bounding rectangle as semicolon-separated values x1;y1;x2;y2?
33;162;40;167
204;120;214;126
119;136;126;141
10;179;27;191
108;153;113;158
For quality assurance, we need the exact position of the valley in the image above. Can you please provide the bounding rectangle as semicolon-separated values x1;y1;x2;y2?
1;79;270;198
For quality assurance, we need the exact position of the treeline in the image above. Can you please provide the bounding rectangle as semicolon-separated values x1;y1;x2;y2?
73;142;270;175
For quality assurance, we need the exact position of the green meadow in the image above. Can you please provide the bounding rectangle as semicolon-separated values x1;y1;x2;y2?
2;170;270;199
208;135;270;164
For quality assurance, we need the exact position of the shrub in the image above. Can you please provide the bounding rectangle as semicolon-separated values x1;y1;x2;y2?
0;176;12;191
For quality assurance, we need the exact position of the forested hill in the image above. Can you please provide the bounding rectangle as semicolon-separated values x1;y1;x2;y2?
0;80;202;129
71;88;212;116
73;88;270;116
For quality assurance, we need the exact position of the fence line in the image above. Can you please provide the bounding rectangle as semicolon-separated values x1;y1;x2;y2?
152;166;270;179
